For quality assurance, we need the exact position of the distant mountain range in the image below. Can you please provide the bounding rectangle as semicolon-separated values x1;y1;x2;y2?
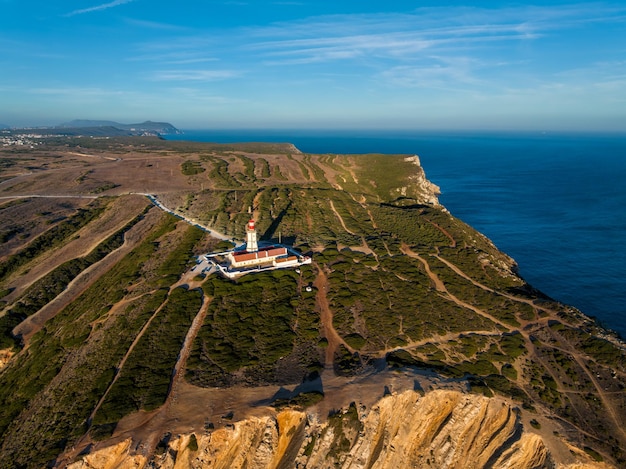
0;124;10;130
57;120;182;135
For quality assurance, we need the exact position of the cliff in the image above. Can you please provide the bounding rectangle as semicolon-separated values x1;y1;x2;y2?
68;390;614;469
403;155;441;206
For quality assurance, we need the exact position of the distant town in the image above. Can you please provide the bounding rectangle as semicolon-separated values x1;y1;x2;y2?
1;133;53;147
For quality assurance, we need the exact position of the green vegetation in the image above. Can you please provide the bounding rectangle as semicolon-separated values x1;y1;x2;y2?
272;165;287;181
326;402;363;460
0;213;209;466
187;434;199;452
1;206;150;349
204;155;242;188
272;391;325;410
350;154;421;200
302;155;327;182
319;246;498;350
0;142;624;467
236;154;256;182
91;182;120;194
156;224;205;286
93;287;202;430
584;446;604;462
186;269;321;387
257;158;271;178
0;200;109;281
0;226;24;244
288;154;311;180
181;160;205;176
553;323;625;365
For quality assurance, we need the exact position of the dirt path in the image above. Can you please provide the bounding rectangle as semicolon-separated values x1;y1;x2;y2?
377;330;502;357
13;209;162;344
67;151;120;162
170;294;210;395
401;245;446;292
424;217;456;247
313;264;354;367
86;289;172;428
252;190;263;222
425;250;626;444
2;196;150;306
433;254;556;318
401;244;512;331
143;193;233;242
328;200;356;235
543;328;626;442
134;291;212;460
66;270;211;464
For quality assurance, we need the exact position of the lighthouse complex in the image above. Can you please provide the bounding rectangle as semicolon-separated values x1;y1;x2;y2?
201;218;311;279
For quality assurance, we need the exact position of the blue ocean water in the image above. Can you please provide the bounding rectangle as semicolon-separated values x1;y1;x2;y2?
168;130;626;338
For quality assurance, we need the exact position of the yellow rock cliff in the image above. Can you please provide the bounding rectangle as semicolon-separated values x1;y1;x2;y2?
68;390;615;469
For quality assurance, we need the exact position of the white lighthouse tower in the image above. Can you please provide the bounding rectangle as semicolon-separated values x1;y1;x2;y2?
245;219;259;252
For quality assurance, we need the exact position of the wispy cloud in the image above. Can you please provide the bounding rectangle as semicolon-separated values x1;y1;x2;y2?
243;4;624;63
131;3;626;94
29;87;128;97
123;18;188;31
65;0;134;17
380;56;483;90
247;11;554;66
168;87;246;104
150;69;240;81
128;51;218;65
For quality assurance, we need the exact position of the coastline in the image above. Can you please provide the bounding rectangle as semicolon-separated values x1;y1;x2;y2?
166;130;626;339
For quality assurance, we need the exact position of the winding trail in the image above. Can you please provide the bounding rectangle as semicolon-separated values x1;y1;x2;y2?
328;200;356;235
433;254;555;317
377;330;503;357
86;290;172;428
136;292;212;460
408;245;626;444
141;193;234;243
543;328;626;442
66;269;212;464
313;264;355;367
400;244;511;331
12;208;162;344
424;217;456;248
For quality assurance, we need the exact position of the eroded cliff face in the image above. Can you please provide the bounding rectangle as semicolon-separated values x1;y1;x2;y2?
68;390;614;469
403;155;441;206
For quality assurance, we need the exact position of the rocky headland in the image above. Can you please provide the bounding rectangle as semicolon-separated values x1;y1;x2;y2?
0;136;623;468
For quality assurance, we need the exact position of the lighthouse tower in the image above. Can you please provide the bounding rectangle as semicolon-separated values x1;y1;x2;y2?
245;219;258;252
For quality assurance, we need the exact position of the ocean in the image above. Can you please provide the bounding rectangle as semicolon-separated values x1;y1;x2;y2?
167;130;626;339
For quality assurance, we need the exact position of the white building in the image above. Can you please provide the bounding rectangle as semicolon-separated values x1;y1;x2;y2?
212;217;312;279
245;218;259;252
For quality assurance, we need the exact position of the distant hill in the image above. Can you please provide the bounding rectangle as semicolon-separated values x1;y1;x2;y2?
0;124;10;130
58;120;182;135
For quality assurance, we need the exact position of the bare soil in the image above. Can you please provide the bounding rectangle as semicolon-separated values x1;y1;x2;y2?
2;195;151;307
13;207;163;343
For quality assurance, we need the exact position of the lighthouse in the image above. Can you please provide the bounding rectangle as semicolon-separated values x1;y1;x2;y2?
245;219;258;252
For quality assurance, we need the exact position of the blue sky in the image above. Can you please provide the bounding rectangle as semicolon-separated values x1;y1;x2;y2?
1;1;625;130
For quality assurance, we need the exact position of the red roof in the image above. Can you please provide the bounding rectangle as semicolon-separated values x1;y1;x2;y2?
232;247;287;263
267;247;287;257
232;252;258;262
